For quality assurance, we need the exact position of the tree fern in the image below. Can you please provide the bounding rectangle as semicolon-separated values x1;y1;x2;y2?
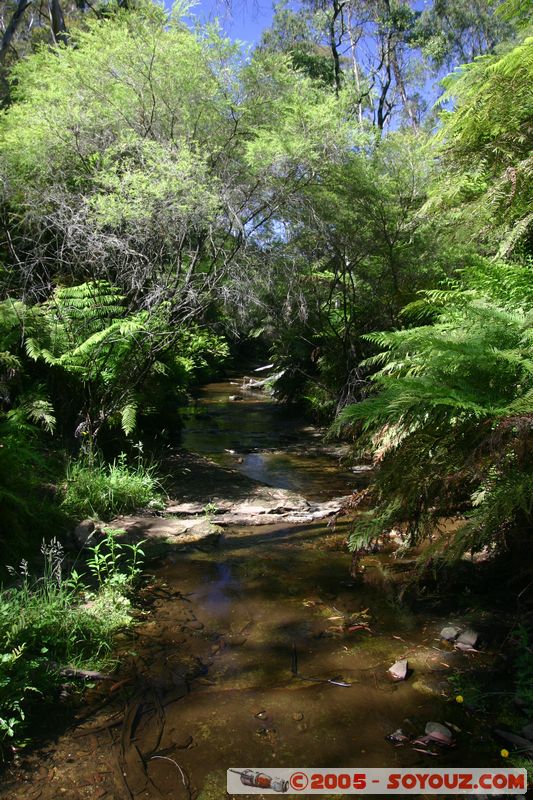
339;257;533;558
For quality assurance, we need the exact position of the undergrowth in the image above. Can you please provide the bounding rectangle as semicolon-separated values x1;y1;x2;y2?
0;530;144;755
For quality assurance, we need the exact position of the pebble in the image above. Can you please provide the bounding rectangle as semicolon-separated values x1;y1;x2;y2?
292;712;304;721
187;620;204;631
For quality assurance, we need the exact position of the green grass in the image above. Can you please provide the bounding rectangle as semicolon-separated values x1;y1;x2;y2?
0;532;143;754
63;452;164;520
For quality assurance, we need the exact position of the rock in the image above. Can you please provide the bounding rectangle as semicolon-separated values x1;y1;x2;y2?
175;734;193;749
425;722;453;745
454;641;476;652
440;626;461;642
386;728;409;744
388;528;403;541
233;504;271;515
456;628;479;648
165;502;208;515
109;516;223;549
388;659;408;682
292;712;304;721
186;620;204;631
73;519;98;548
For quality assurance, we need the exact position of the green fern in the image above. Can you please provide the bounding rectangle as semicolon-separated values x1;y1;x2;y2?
339;257;533;558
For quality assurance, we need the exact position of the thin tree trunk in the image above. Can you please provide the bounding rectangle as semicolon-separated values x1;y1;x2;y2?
0;0;33;63
391;50;418;129
329;0;344;98
347;9;363;123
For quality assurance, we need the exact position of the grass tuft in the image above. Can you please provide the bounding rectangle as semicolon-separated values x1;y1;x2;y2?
62;452;164;520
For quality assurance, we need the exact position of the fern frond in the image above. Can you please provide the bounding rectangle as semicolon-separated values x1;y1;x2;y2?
120;401;138;435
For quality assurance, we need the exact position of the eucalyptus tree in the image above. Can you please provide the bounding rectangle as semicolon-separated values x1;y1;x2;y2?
259;0;513;130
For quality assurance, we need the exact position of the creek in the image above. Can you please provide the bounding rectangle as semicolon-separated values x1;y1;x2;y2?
1;379;497;800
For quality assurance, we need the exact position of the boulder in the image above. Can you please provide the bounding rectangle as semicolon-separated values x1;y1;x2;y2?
109;516;223;549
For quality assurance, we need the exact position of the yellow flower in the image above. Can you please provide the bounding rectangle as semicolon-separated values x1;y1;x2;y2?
501;749;509;758
455;695;464;704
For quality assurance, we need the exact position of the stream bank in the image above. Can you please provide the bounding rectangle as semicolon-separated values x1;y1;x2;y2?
0;379;516;799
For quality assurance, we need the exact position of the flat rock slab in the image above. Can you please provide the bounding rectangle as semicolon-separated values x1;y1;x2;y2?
165;490;349;527
109;516;224;548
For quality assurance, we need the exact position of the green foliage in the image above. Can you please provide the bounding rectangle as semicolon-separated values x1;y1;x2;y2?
86;527;145;588
0;532;142;752
246;129;454;417
0;342;63;562
24;281;172;438
415;0;512;70
339;258;533;557
431;27;533;257
62;452;164;520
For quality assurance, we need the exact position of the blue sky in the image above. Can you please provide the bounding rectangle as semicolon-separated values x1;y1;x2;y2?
185;0;274;44
182;0;430;46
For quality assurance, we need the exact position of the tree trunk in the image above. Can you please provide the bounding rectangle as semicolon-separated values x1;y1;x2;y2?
49;0;68;45
0;0;33;64
347;9;363;123
391;49;418;129
329;0;344;98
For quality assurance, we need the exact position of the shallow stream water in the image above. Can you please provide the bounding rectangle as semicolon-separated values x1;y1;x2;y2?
1;379;500;800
